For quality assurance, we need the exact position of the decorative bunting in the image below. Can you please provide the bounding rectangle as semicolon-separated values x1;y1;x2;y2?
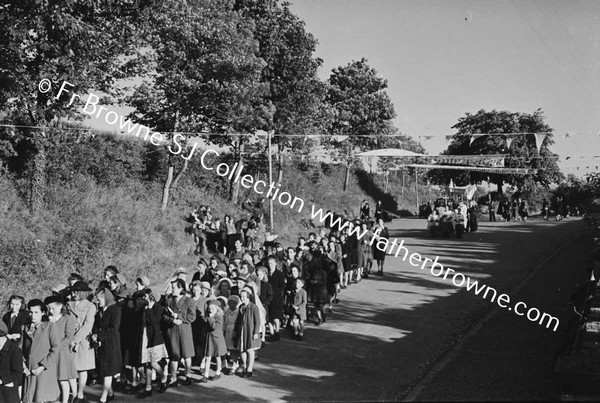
534;133;546;153
506;137;513;149
423;155;506;167
405;164;534;175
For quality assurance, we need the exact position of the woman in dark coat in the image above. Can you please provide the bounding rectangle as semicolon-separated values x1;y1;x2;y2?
306;250;328;325
257;268;273;325
93;287;122;403
2;295;27;350
339;233;351;289
267;257;285;341
234;288;261;378
137;289;168;398
0;321;23;403
122;291;146;395
373;218;390;274
345;223;360;283
322;251;340;312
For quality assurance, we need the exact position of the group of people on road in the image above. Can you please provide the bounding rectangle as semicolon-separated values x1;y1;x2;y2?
0;199;391;403
426;198;478;238
489;198;529;222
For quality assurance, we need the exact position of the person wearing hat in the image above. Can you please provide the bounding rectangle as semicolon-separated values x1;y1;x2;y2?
45;295;78;403
199;300;227;382
136;276;151;292
0;320;23;403
67;281;96;402
68;273;84;287
162;278;196;387
92;287;122;403
231;274;248;297
22;299;61;403
2;295;27;350
215;278;234;299
234;288;261;378
52;284;72;302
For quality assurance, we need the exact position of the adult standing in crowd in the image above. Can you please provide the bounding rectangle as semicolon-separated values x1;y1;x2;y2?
373;218;389;275
45;295;77;403
360;200;371;223
68;281;96;403
0;321;23;403
2;295;27;350
489;198;497;222
267;257;285;342
162;278;196;387
138;288;169;398
93;287;122;403
374;200;384;222
22;299;60;403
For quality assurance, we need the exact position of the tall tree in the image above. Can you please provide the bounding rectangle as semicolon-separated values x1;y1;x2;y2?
0;0;153;213
127;0;270;209
233;0;329;184
325;58;397;191
427;109;564;194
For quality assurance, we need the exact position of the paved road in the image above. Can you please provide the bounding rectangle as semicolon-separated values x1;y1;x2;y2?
85;216;588;402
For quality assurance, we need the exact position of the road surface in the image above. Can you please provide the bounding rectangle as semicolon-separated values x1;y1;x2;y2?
85;216;590;402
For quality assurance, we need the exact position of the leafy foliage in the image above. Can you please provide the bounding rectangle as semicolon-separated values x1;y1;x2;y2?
427;109;564;190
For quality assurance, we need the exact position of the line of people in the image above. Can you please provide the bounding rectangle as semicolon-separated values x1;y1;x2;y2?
0;215;390;403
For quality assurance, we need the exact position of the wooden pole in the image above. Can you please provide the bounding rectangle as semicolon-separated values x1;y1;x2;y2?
415;168;419;212
268;130;274;232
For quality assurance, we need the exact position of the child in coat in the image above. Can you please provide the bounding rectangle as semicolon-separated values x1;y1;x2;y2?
291;278;307;341
201;300;227;382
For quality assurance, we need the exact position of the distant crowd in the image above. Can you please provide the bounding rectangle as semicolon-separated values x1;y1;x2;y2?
0;198;391;403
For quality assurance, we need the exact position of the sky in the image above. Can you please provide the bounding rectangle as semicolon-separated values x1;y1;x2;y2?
289;0;600;170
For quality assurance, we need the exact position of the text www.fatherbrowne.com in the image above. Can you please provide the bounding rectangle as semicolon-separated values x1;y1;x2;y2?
311;209;560;332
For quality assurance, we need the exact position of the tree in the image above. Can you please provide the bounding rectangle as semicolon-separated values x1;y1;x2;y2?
126;0;270;209
233;0;329;185
427;109;563;194
324;58;397;191
0;0;154;212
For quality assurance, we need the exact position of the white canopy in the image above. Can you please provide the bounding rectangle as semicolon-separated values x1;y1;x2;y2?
355;148;426;157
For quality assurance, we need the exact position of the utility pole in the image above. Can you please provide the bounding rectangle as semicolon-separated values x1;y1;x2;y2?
415;167;419;212
268;130;274;232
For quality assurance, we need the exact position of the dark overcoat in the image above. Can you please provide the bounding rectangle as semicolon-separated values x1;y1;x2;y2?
0;338;23;403
234;302;261;352
94;303;122;378
162;295;196;360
